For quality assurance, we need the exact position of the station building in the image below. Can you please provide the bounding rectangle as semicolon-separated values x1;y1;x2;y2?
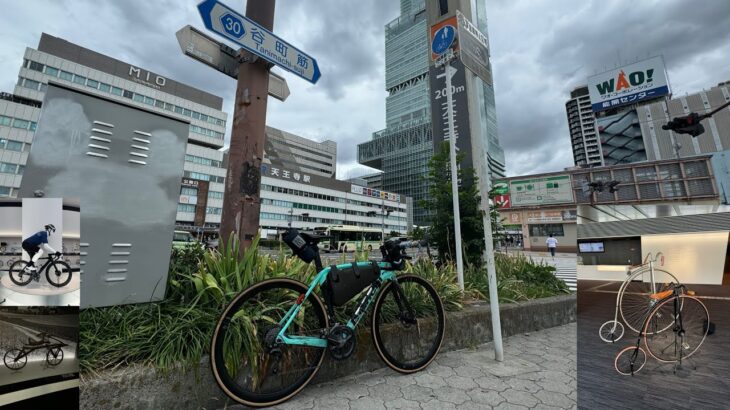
0;33;227;229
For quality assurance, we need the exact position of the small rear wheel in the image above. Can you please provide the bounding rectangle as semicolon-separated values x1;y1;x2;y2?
46;347;63;366
8;261;32;286
47;261;72;287
599;320;624;343
4;349;27;370
210;278;329;408
371;275;445;373
615;346;646;375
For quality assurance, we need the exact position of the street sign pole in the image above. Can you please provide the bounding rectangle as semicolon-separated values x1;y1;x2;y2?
218;0;275;252
436;53;465;291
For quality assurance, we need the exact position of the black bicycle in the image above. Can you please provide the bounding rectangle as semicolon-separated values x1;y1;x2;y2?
3;332;68;370
8;253;72;287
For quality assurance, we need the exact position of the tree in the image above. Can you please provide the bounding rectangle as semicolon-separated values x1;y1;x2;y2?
411;226;426;241
420;141;485;267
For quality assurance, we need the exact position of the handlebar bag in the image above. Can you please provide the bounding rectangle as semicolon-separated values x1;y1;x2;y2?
325;261;380;306
283;229;317;263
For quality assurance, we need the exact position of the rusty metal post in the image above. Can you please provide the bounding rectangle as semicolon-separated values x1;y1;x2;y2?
220;0;275;253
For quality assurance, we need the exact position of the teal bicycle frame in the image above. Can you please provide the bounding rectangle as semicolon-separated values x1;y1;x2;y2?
276;261;398;348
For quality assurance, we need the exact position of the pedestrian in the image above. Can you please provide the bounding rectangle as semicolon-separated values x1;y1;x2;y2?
546;234;558;260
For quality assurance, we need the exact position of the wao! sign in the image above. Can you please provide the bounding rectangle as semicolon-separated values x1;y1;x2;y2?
587;56;669;113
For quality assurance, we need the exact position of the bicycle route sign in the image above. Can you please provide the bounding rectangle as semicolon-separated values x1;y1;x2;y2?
197;0;321;84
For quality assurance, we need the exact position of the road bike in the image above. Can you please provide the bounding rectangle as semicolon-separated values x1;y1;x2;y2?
614;283;709;375
210;229;446;408
3;331;68;370
599;252;680;342
7;253;72;287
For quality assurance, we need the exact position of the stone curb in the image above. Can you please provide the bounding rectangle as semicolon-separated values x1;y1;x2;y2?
80;293;576;409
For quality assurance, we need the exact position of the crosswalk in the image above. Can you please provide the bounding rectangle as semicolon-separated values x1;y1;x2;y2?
526;255;577;292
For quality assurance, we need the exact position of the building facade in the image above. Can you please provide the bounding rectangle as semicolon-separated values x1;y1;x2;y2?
566;86;602;167
639;82;730;161
358;0;506;226
264;126;337;178
1;34;228;229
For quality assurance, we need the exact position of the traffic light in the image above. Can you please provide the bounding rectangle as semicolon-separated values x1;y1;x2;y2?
662;113;705;137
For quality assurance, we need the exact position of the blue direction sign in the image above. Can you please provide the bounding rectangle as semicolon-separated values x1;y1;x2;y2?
431;25;456;55
198;0;321;84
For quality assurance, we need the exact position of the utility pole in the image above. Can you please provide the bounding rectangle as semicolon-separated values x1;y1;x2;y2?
219;1;275;253
436;53;465;291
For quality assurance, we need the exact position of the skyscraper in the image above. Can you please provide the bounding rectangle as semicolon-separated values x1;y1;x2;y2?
566;86;603;167
358;0;505;226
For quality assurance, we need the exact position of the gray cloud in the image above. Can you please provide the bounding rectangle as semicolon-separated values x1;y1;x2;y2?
1;0;728;181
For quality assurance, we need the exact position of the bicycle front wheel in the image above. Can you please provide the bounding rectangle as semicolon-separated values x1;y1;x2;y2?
371;275;445;373
8;261;32;286
210;278;329;408
620;268;680;334
47;261;72;287
4;349;27;370
644;295;709;363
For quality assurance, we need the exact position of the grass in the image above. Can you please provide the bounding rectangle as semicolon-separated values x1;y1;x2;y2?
79;236;569;374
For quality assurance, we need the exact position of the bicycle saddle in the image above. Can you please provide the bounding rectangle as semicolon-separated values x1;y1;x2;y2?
649;289;673;300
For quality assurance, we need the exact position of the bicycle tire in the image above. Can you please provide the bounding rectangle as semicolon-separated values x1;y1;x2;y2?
47;261;72;287
619;268;680;334
614;346;646;375
599;320;624;343
371;275;445;373
210;278;329;408
644;295;708;363
4;349;27;370
46;347;63;366
8;260;32;286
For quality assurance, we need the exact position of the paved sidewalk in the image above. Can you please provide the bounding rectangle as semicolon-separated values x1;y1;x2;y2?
229;323;577;410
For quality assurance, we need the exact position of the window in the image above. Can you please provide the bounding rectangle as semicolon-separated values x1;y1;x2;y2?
111;86;123;96
206;207;222;215
154;100;165;109
200;114;208;122
174;106;183;114
0;186;10;197
177;204;196;213
192;111;200;120
181;187;197;196
6;141;23;151
44;66;59;77
133;93;144;103
86;79;99;89
144;96;154;105
17;165;24;175
208;191;224;199
12;119;30;129
99;83;111;93
0;163;17;174
164;103;174;111
73;75;86;85
529;224;565;237
29;122;37;131
59;71;73;81
22;78;40;91
182;108;191;117
28;61;44;72
0;116;11;126
123;90;133;99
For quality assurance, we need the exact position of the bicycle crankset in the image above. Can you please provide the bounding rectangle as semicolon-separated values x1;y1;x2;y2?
327;325;356;361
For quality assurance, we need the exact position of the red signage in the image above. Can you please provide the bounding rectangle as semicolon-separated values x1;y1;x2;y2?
495;194;511;209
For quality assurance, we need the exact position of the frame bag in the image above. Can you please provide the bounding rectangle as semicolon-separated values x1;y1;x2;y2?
325;262;380;306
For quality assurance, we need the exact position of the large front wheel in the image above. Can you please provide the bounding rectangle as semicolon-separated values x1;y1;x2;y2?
210;278;329;408
371;275;445;373
47;261;72;287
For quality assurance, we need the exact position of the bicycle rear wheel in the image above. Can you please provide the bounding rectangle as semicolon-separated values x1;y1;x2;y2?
619;268;680;334
47;261;72;287
644;295;708;363
8;261;32;286
46;347;63;366
210;278;328;408
371;275;445;373
614;346;646;375
4;349;27;370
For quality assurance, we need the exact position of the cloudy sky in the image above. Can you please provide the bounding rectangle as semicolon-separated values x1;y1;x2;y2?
1;0;729;178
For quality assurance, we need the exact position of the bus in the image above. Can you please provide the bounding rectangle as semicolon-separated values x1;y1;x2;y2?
313;225;383;252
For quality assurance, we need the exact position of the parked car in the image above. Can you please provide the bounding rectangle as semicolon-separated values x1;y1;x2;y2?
172;230;197;249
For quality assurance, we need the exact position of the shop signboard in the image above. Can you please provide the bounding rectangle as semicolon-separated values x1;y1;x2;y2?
510;175;574;206
587;56;670;112
494;194;511;208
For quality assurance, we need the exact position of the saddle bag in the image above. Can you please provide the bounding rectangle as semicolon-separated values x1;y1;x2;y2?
282;229;317;263
325;261;380;306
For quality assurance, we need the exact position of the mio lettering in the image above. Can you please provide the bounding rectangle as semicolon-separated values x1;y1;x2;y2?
595;69;654;95
129;66;166;87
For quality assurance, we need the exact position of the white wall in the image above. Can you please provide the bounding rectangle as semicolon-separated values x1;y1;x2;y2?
0;205;22;236
62;209;80;238
22;197;62;260
641;232;728;285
